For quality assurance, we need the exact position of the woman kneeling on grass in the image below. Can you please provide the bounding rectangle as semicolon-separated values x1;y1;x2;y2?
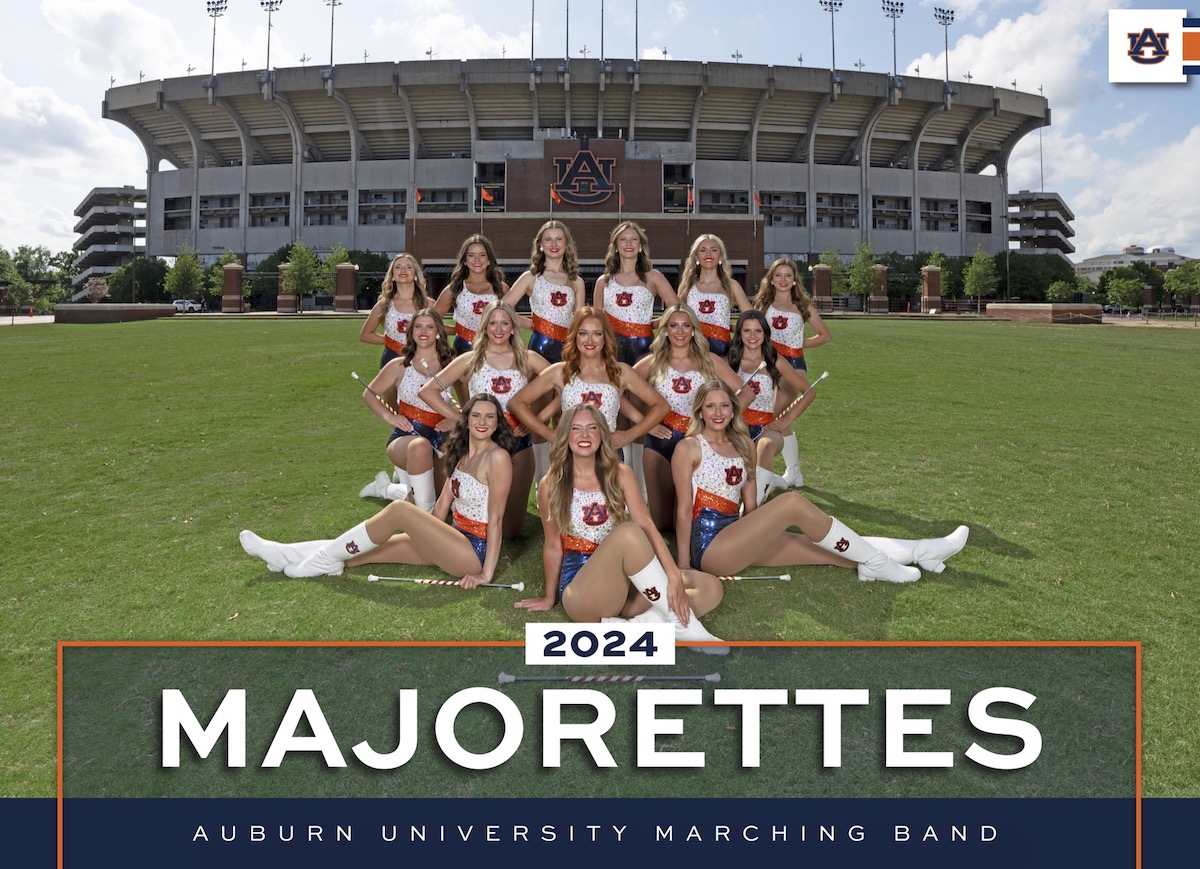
240;395;514;586
515;403;727;654
671;380;968;583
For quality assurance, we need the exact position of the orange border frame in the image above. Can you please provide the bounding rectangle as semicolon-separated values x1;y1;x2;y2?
57;639;1141;868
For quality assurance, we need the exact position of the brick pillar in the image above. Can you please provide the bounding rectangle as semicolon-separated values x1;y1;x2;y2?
276;263;297;313
869;264;889;313
335;262;358;312
220;264;244;313
922;266;942;314
810;264;832;312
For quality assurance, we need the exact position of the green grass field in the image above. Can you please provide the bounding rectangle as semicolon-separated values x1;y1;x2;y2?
2;315;1196;796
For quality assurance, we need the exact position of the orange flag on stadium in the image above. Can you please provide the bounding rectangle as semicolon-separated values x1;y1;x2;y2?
687;186;694;207
480;185;495;203
753;190;762;208
551;184;562;204
414;188;423;203
619;184;625;208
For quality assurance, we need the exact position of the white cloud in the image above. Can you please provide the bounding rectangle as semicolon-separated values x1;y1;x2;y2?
41;0;187;81
371;0;526;61
1070;125;1200;258
668;1;688;23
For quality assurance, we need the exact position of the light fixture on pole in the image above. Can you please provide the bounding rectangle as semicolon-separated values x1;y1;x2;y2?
882;1;903;79
731;50;743;63
206;0;228;79
819;0;844;96
934;7;954;83
325;0;341;68
820;0;843;74
261;0;283;73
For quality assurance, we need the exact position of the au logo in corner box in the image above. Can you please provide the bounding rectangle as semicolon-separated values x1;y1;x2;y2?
1109;8;1200;81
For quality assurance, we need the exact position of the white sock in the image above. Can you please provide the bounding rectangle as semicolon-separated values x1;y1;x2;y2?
284;521;378;578
392;465;408;486
626;558;726;652
384;483;410;501
409;470;436;511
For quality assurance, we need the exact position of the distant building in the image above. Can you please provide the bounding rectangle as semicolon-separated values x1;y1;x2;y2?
1008;190;1074;261
72;186;146;291
1075;244;1191;284
100;57;1048;288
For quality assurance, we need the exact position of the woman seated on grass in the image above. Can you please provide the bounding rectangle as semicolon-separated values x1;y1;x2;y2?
671;380;969;583
240;395;514;587
515;403;727;653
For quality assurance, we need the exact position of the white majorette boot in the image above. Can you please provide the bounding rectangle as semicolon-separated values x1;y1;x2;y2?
408;470;437;512
781;433;804;487
816;518;921;583
359;471;410;501
864;526;970;574
626;558;729;655
284;521;377;578
755;466;775;504
239;531;326;573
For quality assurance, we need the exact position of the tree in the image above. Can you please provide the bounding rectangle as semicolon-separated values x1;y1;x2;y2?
962;245;998;312
1006;252;1077;301
1106;277;1143;312
164;244;204;300
318;243;351;297
1045;276;1091;303
251;243;294;303
108;257;169;303
879;250;920;298
82;277;110;303
281;239;320;298
819;246;848;295
10;244;76;309
1163;261;1200;309
846;241;877;298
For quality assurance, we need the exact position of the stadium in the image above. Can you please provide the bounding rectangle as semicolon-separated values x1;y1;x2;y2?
101;55;1048;289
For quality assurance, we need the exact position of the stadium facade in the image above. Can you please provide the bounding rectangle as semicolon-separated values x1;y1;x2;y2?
101;57;1048;288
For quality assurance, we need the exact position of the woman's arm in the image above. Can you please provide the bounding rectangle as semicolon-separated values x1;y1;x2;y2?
508;364;563;442
592;276;608;314
571;276;586;312
417;353;472;422
623;465;690;626
731;281;754;313
358;300;385;345
769;364;814;431
612;364;669;450
711;355;753;409
631;356;668;438
804;308;832;350
502;271;534;308
461;450;512;588
515;482;561;610
432;288;454;317
670;438;700;570
648;269;679;307
363;361;413;431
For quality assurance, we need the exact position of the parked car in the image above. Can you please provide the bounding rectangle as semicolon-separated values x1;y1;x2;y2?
173;299;201;313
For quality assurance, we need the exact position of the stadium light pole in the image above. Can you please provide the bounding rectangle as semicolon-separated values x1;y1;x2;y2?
820;0;842;75
934;7;954;83
882;1;903;79
261;0;283;73
325;0;341;68
206;0;227;79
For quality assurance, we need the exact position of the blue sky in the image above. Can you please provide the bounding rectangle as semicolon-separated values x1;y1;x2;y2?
1;0;1196;261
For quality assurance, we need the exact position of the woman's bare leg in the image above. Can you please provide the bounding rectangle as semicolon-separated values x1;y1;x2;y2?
503;448;534;539
642;448;676;532
561;522;656;622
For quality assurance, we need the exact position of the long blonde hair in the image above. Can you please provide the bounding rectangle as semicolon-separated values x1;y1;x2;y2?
561;307;622;388
469;300;530;377
378;252;430;308
753;257;812;319
677;234;736;303
647;303;717;386
545;404;628;533
686;380;756;473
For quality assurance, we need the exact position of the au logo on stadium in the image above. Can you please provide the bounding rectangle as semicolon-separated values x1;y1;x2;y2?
1108;8;1200;82
552;139;616;206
